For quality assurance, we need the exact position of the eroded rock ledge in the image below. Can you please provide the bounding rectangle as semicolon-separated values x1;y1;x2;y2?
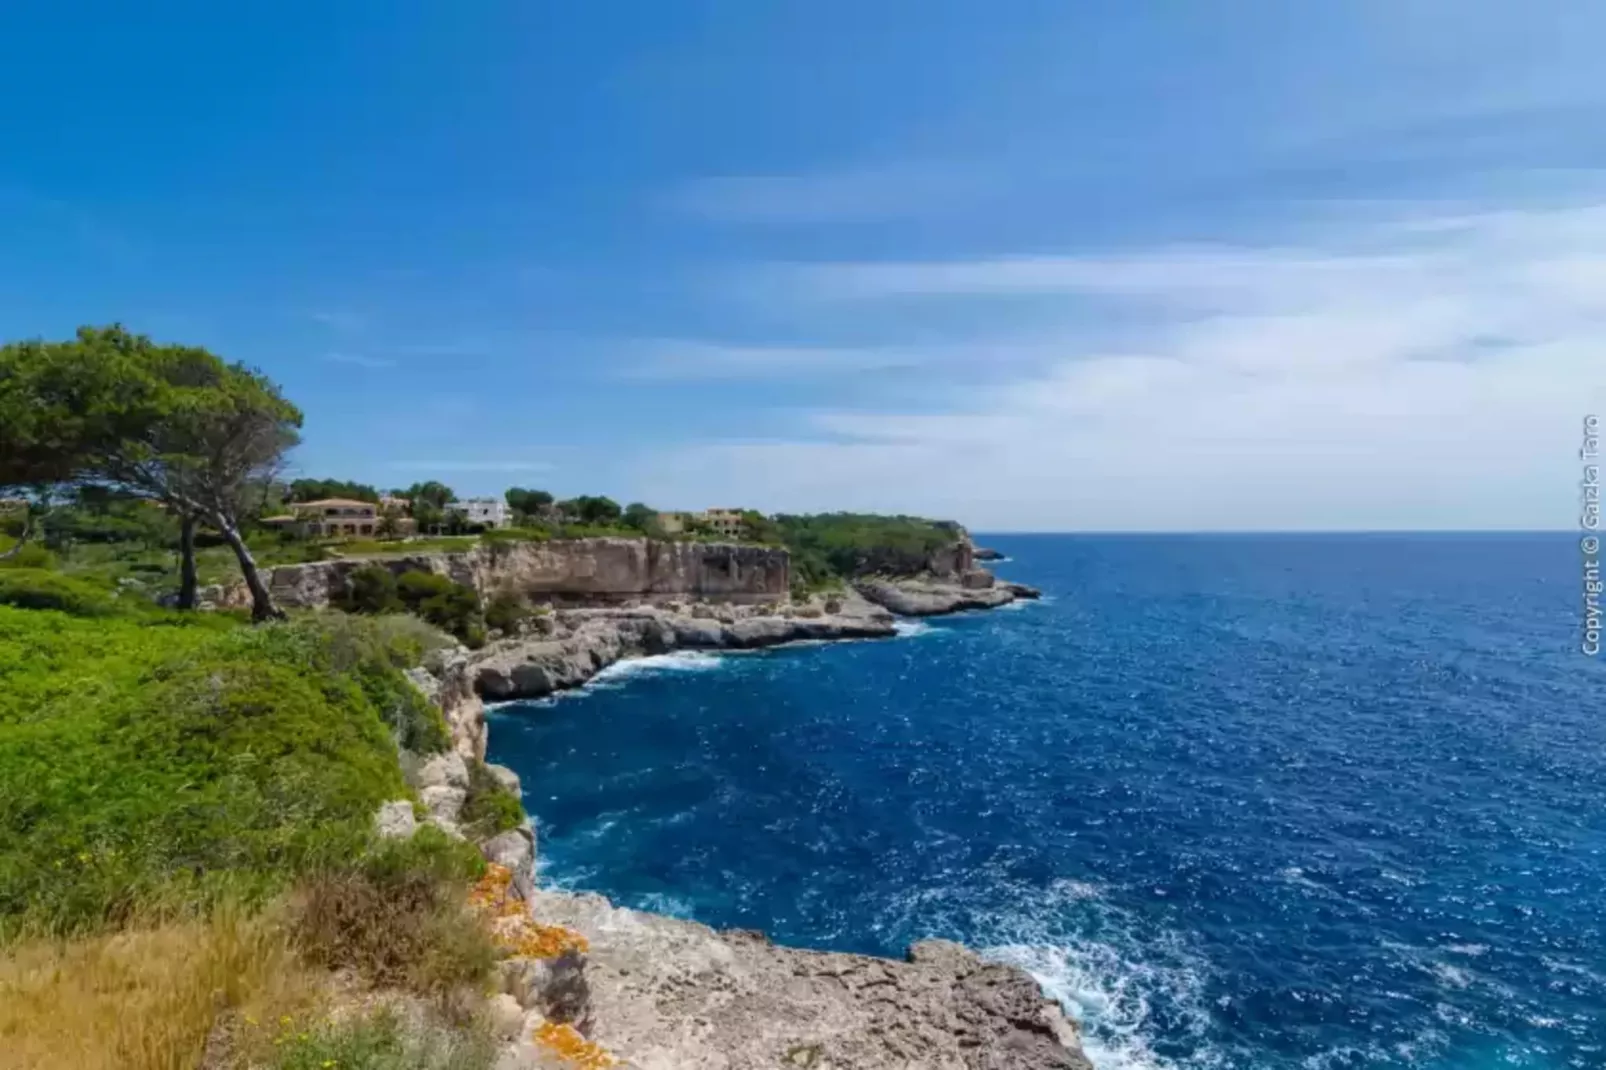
395;577;1088;1069
506;888;1093;1070
469;592;898;702
464;565;1043;704
855;573;1042;617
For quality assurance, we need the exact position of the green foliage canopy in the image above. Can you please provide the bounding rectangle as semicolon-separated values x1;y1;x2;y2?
403;482;456;510
774;512;957;581
290;478;379;503
559;495;621;525
504;487;553;518
621;502;658;533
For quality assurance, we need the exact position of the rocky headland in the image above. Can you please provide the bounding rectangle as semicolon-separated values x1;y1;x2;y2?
396;587;1090;1069
233;527;1079;1067
855;575;1040;617
509;889;1092;1070
471;590;898;701
464;568;1042;703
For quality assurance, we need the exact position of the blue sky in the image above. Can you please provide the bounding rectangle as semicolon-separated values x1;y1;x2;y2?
3;2;1604;530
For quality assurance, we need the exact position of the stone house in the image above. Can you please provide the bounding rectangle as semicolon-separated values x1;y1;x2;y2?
700;508;747;539
279;498;381;538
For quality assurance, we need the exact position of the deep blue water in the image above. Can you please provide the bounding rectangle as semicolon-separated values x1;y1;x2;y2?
487;534;1606;1070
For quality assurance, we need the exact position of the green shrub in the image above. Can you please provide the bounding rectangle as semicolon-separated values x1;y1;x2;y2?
483;591;532;634
335;563;402;615
396;570;483;646
365;613;458;661
395;569;453;605
483;526;551;545
289;826;492;996
459;761;526;840
0;609;420;936
0;568;118;616
775;513;959;581
267;612;453;753
0;543;58;570
263;1005;496;1070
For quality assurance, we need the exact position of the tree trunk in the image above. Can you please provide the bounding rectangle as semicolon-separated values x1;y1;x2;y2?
0;511;35;561
176;513;199;610
216;516;283;622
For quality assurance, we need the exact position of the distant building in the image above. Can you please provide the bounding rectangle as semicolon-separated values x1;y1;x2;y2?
656;512;688;535
449;498;512;529
699;507;747;539
282;498;380;538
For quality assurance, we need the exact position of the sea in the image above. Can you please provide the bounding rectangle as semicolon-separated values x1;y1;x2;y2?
486;534;1606;1070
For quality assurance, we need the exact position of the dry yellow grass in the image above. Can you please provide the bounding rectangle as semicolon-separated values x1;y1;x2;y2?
0;907;324;1070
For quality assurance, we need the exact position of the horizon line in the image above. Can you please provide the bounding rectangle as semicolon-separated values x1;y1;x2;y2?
967;528;1581;536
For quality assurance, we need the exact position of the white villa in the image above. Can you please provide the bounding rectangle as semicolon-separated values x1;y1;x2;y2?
449;498;513;529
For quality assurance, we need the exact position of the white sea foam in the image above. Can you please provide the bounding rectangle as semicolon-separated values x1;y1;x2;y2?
989;939;1221;1070
580;817;620;841
634;891;697;919
893;619;940;638
962;880;1223;1070
590;651;727;683
1430;962;1473;989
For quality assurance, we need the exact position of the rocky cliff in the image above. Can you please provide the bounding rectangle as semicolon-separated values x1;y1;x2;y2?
856;576;1041;616
244;538;790;610
471;593;898;701
403;607;1091;1070
514;890;1093;1070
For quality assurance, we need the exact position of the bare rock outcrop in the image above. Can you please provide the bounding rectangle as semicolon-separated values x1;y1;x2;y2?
856;575;1040;617
518;888;1092;1070
245;538;791;611
473;594;897;702
393;576;1087;1070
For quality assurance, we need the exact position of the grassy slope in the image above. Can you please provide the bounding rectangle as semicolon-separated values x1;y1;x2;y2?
0;601;451;935
0;572;512;1068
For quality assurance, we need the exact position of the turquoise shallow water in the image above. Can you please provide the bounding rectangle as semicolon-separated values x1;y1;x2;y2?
488;534;1606;1070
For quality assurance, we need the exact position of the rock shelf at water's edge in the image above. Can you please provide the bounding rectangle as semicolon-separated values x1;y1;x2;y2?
397;558;1089;1068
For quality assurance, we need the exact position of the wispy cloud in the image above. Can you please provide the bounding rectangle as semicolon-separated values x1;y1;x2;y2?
308;310;366;332
618;340;925;380
323;351;394;369
639;200;1606;530
667;163;991;224
388;460;554;473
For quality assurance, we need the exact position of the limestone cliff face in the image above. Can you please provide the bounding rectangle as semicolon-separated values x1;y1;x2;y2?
253;538;790;610
838;528;977;579
925;533;976;578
